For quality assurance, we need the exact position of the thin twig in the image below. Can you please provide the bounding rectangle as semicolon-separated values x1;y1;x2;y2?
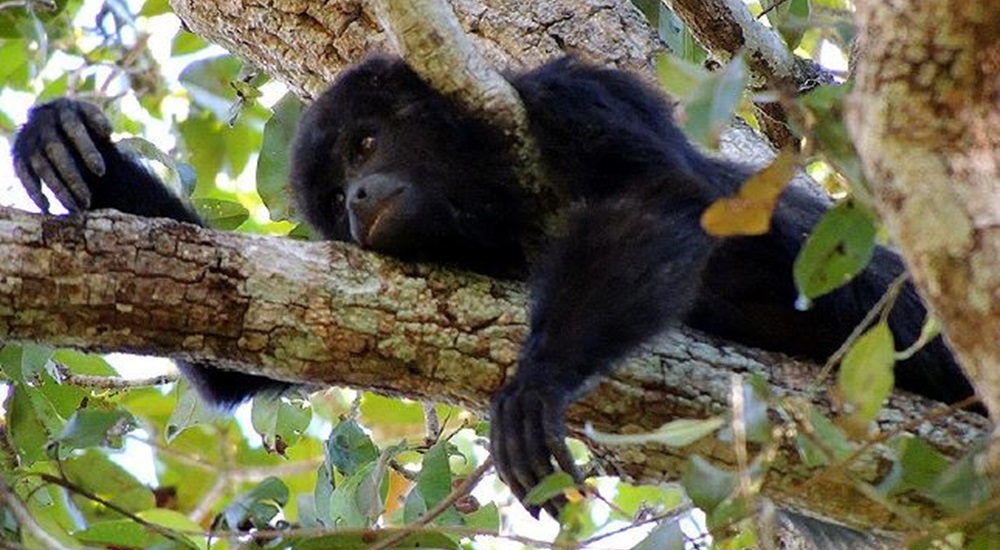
366;457;494;550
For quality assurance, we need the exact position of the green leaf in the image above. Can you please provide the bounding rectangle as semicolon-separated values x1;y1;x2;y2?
6;385;54;465
0;39;31;90
257;92;304;222
792;403;855;466
632;520;686;550
800;85;871;199
179;55;243;120
766;0;810;49
794;200;877;304
138;0;172;17
612;481;684;519
655;53;708;101
171;31;208;56
325;419;379;477
586;416;724;447
293;531;459;550
878;436;950;496
682;56;748;148
463;502;500;532
63;451;156;517
524;471;576;506
137;509;205;549
74;519;149;547
411;441;461;525
190;198;250;230
251;394;311;452
928;453;992;513
51;349;116;376
165;382;219;442
681;455;735;512
55;408;136;451
838;322;895;426
0;0;71;39
328;461;383;527
220;477;289;530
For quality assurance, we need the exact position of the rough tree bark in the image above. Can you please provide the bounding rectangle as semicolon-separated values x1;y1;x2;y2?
0;207;988;532
847;0;1000;474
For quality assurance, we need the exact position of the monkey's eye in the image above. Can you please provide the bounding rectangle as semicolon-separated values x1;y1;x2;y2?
350;135;377;166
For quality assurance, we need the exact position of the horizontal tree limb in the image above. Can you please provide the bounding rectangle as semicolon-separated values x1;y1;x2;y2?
0;205;987;531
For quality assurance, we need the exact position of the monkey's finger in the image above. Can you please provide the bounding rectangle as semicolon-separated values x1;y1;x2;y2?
29;153;80;212
76;100;113;138
44;139;92;210
59;105;106;177
490;399;528;505
521;406;555;492
544;411;582;483
13;157;50;213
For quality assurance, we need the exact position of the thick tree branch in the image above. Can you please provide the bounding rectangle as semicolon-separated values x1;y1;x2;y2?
848;0;1000;474
0;206;988;531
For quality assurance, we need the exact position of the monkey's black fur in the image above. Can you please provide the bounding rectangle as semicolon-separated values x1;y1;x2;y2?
13;56;973;517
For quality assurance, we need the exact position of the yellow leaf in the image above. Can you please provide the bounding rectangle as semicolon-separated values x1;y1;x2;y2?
700;148;797;236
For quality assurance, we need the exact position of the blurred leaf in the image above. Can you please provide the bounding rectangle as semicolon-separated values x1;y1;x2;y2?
136;509;204;549
251;394;311;452
294;531;458;550
0;39;31;90
586;417;724;447
681;455;735;512
655;53;708;104
191;198;250;230
220;477;289;530
328;461;383;527
702;148;797;236
138;0;171;16
409;441;461;525
799;84;871;201
632;520;686;550
74;519;149;548
929;453;992;513
463;502;500;532
54;408;135;451
118;136;191;195
165;382;219;442
612;481;684;519
171;30;207;56
524;471;576;506
0;0;70;39
682;56;748;148
838;322;895;431
794;199;877;304
792;402;855;466
6;385;54;465
326;418;379;477
879;436;950;496
257;92;304;222
179;55;243;120
765;0;810;49
51;350;116;376
63;451;156;517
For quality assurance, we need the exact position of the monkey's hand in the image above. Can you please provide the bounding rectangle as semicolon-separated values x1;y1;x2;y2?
12;99;113;213
490;372;582;518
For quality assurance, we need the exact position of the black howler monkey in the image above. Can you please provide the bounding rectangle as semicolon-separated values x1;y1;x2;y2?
11;55;973;517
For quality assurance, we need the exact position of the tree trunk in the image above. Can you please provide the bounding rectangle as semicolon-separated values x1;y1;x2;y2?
848;0;1000;473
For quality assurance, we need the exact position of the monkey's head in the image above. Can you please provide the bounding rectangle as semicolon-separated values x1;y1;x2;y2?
290;56;525;276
